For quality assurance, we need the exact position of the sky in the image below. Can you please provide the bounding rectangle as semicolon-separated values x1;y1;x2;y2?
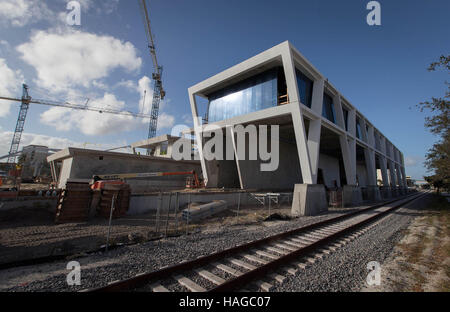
0;0;448;180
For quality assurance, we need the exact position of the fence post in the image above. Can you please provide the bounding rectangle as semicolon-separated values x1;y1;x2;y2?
236;192;241;221
155;192;162;234
186;193;191;235
105;193;117;252
164;193;172;237
174;192;179;234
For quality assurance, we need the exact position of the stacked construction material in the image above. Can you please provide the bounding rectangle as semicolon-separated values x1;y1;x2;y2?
97;183;131;218
328;189;343;208
55;182;92;224
182;200;228;222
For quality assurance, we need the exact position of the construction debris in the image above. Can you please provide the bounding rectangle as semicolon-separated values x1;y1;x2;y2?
55;182;92;224
182;200;228;222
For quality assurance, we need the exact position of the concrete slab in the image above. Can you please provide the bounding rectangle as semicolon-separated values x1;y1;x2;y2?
343;185;362;207
291;184;328;216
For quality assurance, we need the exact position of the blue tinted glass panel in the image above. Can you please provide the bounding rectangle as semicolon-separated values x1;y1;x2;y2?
322;93;336;123
208;69;278;122
356;120;362;139
295;69;313;108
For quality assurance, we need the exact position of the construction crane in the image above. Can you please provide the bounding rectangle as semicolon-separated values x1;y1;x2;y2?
0;84;151;166
138;0;166;151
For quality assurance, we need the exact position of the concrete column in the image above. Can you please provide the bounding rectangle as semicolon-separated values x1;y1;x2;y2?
379;156;391;198
368;125;375;148
282;44;313;184
307;79;324;183
379;156;390;187
395;163;403;187
359;118;369;143
340;135;357;185
388;160;398;196
364;148;381;201
348;109;356;138
189;92;209;186
364;148;377;186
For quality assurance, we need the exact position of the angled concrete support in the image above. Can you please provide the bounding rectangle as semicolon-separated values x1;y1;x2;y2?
291;184;328;216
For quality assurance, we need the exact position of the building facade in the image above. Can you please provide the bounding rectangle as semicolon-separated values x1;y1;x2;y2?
189;41;407;205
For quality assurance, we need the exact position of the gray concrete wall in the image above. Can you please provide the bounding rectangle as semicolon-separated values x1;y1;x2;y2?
237;138;302;190
356;164;368;187
128;191;261;215
57;152;201;191
318;153;341;188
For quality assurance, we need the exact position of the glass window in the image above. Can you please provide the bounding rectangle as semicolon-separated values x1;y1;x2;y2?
207;69;278;123
295;69;314;108
356;119;362;139
322;93;336;123
343;108;349;131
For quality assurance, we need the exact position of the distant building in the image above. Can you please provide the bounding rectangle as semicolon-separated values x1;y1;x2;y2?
20;145;54;181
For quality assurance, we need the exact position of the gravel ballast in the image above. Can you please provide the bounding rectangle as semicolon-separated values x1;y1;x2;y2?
0;195;427;292
273;194;430;292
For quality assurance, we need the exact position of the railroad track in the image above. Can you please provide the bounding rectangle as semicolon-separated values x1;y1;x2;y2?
84;192;427;292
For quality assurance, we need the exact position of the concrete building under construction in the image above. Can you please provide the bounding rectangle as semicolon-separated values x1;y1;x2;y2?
189;41;407;213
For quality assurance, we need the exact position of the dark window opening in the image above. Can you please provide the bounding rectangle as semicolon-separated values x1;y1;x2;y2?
343;108;349;131
295;69;314;108
322;93;336;123
356;119;362;139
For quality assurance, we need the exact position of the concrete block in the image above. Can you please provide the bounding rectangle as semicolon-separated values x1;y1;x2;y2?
366;185;381;201
379;186;392;199
391;187;399;198
343;185;362;207
291;184;328;217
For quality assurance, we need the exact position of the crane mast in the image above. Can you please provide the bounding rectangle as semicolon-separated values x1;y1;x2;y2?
0;85;152;165
138;0;165;152
7;84;31;166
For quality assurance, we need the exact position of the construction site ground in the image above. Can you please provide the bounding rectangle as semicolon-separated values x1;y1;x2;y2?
0;196;369;268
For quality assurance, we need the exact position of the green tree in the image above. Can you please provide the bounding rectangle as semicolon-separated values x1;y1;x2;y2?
419;55;450;191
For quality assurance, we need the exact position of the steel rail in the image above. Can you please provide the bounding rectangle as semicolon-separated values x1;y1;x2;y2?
85;192;425;292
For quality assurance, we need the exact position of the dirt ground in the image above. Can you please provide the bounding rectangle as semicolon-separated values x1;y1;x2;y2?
0;198;294;266
363;193;450;292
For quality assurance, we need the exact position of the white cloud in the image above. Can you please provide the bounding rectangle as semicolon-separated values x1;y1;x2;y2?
138;76;152;115
0;0;54;27
405;156;422;167
40;92;137;136
0;58;24;117
0;130;132;156
17;29;142;93
158;112;175;130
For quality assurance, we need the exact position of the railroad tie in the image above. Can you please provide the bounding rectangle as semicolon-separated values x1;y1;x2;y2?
213;262;244;277
150;282;169;292
268;273;286;283
243;254;269;265
266;246;289;255
229;258;257;271
255;249;279;260
173;275;206;292
194;269;225;285
254;280;273;292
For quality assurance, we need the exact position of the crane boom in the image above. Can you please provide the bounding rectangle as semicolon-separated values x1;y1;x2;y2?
138;0;165;149
0;95;151;118
0;84;152;166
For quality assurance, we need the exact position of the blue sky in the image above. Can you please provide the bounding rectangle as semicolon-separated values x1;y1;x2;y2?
0;0;448;180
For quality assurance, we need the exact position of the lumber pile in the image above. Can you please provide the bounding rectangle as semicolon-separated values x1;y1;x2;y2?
96;183;131;218
55;182;92;223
